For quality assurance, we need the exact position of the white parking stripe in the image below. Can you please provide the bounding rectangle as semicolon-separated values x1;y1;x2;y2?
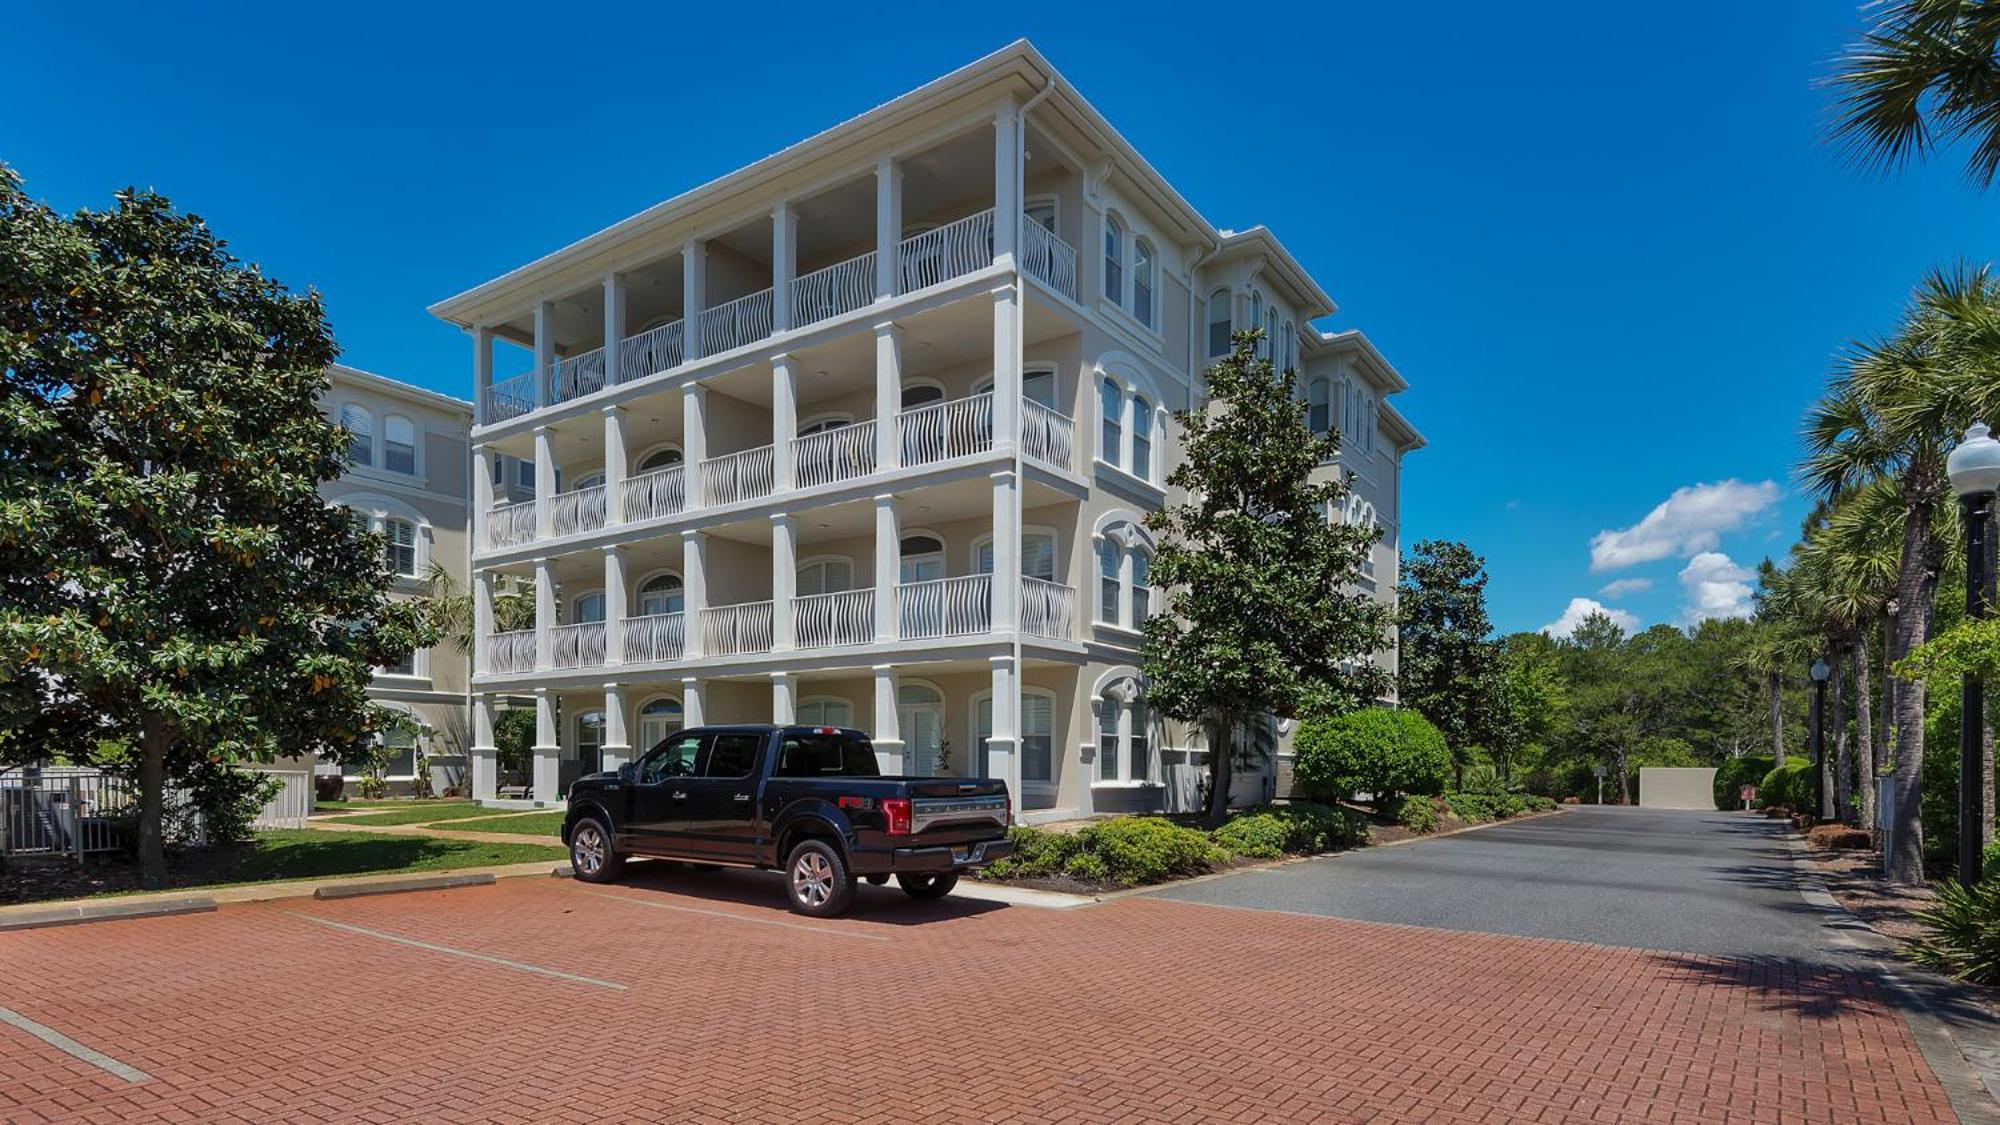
0;1005;152;1084
284;912;628;990
572;890;891;942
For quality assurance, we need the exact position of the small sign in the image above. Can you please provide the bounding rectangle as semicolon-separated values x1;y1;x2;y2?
1592;766;1607;778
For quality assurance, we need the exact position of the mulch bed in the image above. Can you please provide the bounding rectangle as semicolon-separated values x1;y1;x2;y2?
1;846;257;906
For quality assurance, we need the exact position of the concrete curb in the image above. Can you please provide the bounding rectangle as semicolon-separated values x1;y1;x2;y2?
0;859;572;922
0;896;216;932
312;873;497;900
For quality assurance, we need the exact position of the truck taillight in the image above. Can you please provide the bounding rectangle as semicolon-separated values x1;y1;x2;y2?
881;797;912;836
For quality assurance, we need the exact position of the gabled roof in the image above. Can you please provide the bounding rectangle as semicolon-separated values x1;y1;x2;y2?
328;363;473;417
1212;227;1336;318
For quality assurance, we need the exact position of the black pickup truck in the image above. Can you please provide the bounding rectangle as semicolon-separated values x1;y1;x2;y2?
561;724;1014;917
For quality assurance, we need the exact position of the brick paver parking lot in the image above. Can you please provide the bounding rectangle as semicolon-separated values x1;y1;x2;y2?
0;863;1957;1124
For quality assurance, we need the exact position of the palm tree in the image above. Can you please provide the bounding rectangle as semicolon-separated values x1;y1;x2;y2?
421;562;535;654
1811;479;1911;829
1829;0;2000;187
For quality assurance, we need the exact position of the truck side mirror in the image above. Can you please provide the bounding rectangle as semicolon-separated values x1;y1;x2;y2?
618;762;636;783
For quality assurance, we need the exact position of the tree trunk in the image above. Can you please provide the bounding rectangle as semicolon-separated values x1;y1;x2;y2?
1767;671;1785;761
1854;635;1876;832
1881;606;1896;776
137;717;170;890
1615;743;1631;805
1832;650;1850;824
1887;501;1938;885
1205;713;1233;826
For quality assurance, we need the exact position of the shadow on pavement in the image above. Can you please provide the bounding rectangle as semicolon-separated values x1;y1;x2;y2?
583;859;1010;926
1646;952;1892;1020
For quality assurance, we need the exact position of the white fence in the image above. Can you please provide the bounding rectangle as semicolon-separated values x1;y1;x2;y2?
2;766;313;859
254;771;313;829
483;371;537;423
553;347;607;403
899;575;992;639
1022;216;1078;300
550;621;606;669
621;319;684;382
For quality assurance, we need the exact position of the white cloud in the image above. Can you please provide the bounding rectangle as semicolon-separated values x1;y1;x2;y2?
1589;480;1782;572
1540;597;1640;639
1678;551;1757;625
1597;577;1653;599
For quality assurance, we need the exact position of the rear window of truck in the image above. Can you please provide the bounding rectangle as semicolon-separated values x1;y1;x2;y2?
774;734;881;778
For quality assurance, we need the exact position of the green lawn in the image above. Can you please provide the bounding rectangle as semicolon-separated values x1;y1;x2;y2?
452;811;567;838
326;803;516;827
313;798;471;813
227;829;567;882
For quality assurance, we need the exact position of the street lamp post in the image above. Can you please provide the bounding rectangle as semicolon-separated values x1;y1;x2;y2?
1809;657;1831;823
1947;422;2000;886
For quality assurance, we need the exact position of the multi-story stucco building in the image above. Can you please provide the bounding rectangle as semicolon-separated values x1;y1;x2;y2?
429;41;1422;819
319;364;476;794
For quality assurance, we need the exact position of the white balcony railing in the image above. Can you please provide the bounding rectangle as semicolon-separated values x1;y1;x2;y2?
704;445;775;506
621;319;684;382
553;348;607;403
1021;577;1076;640
487;500;536;549
793;421;877;490
483;629;536;674
898;393;993;467
551;485;606;538
703;601;774;656
791;252;877;328
550;621;606;669
484;371;536;424
898;575;992;640
623;463;685;523
1022;217;1078;301
793;589;876;649
623;612;684;663
898;209;995;295
1021;398;1075;471
698;288;775;357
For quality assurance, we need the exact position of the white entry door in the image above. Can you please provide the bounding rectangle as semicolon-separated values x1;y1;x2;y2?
898;684;944;777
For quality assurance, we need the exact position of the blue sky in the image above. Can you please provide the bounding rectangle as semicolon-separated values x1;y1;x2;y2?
6;2;1992;634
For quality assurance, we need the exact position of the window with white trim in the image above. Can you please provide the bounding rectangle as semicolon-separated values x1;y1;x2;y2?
383;518;418;577
638;573;684;616
1131;550;1152;624
1098;538;1121;624
1095;682;1152;783
1098;377;1123;468
1130;396;1152;480
796;557;853;596
1207;288;1232;357
899;535;944;583
797;698;854;728
573;591;606;624
975;532;1057;581
1307;377;1331;435
637;447;683;473
1103;216;1123;301
1132;239;1155;328
340;404;374;467
1096;524;1154;630
352;709;418;779
1249;292;1264;358
383;415;416;475
575;711;604;770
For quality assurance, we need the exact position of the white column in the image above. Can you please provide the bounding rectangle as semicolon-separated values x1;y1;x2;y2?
872;664;903;775
604;545;628;666
988;655;1021;815
991;284;1021;452
603;406;627;526
533;301;555;407
991;469;1019;632
771;671;797;725
771;514;797;652
992;99;1022;268
681;530;707;659
772;203;797;332
602;683;631;772
473;327;494;425
683;383;707;507
874;323;902;469
874;494;899;642
772;353;797;491
603;273;626;387
532;687;560;803
471;694;498;803
534;557;555;671
875;158;902;301
682;240;707;361
681;676;705;727
473;571;495;672
533;425;555;540
472;444;493;553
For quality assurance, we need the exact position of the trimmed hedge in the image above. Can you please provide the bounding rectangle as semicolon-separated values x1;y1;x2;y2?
1758;757;1812;810
1397;795;1439;833
1442;792;1558;823
983;803;1370;886
1213;802;1369;858
1292;707;1451;807
1713;755;1774;811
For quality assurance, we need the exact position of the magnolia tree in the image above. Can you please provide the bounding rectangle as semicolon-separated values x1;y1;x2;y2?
1142;332;1393;824
0;168;435;886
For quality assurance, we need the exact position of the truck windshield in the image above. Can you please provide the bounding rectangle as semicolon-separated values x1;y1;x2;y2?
773;734;881;778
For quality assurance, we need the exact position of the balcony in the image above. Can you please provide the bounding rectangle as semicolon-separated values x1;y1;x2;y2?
488;500;536;550
794;589;875;648
897;575;992;640
1021;576;1076;640
484;629;535;675
552;485;606;538
550;621;606;670
482;208;1078;422
794;421;877;490
623;612;684;663
703;601;775;656
622;463;686;523
898;394;993;466
704;445;776;507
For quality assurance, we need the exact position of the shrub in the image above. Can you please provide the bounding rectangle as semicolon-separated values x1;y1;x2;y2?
1075;817;1226;885
1758;757;1811;810
1713;755;1774;810
1212;812;1291;858
1397;795;1438;833
1910;874;2000;984
1063;852;1109;882
1293;707;1451;808
164;760;283;846
979;825;1081;881
1211;802;1373;859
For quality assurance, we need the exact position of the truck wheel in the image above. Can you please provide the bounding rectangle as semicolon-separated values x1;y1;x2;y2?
568;817;623;884
785;839;854;917
896;872;959;900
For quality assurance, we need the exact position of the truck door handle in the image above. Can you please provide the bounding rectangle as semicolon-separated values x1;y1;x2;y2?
732;793;751;802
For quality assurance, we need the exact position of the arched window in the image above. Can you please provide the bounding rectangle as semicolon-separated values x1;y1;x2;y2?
1098;537;1122;624
382;517;418;577
900;382;945;409
638;574;683;616
1131;550;1152;623
1248;292;1263;357
637;447;683;473
573;592;606;624
1103;216;1124;302
899;535;944;583
1098;377;1123;468
1307;377;1331;435
796;557;853;596
798;415;852;437
1022;366;1057;408
1207;288;1232;357
340;404;374;467
637;698;684;753
1130;396;1152;481
797;698;854;728
1263;305;1278;361
1097;698;1120;781
1282;326;1296;373
383;415;417;475
1132;239;1155;327
1094;679;1152;783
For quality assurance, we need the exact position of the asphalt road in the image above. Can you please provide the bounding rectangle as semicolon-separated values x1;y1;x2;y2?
1148;805;1850;959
